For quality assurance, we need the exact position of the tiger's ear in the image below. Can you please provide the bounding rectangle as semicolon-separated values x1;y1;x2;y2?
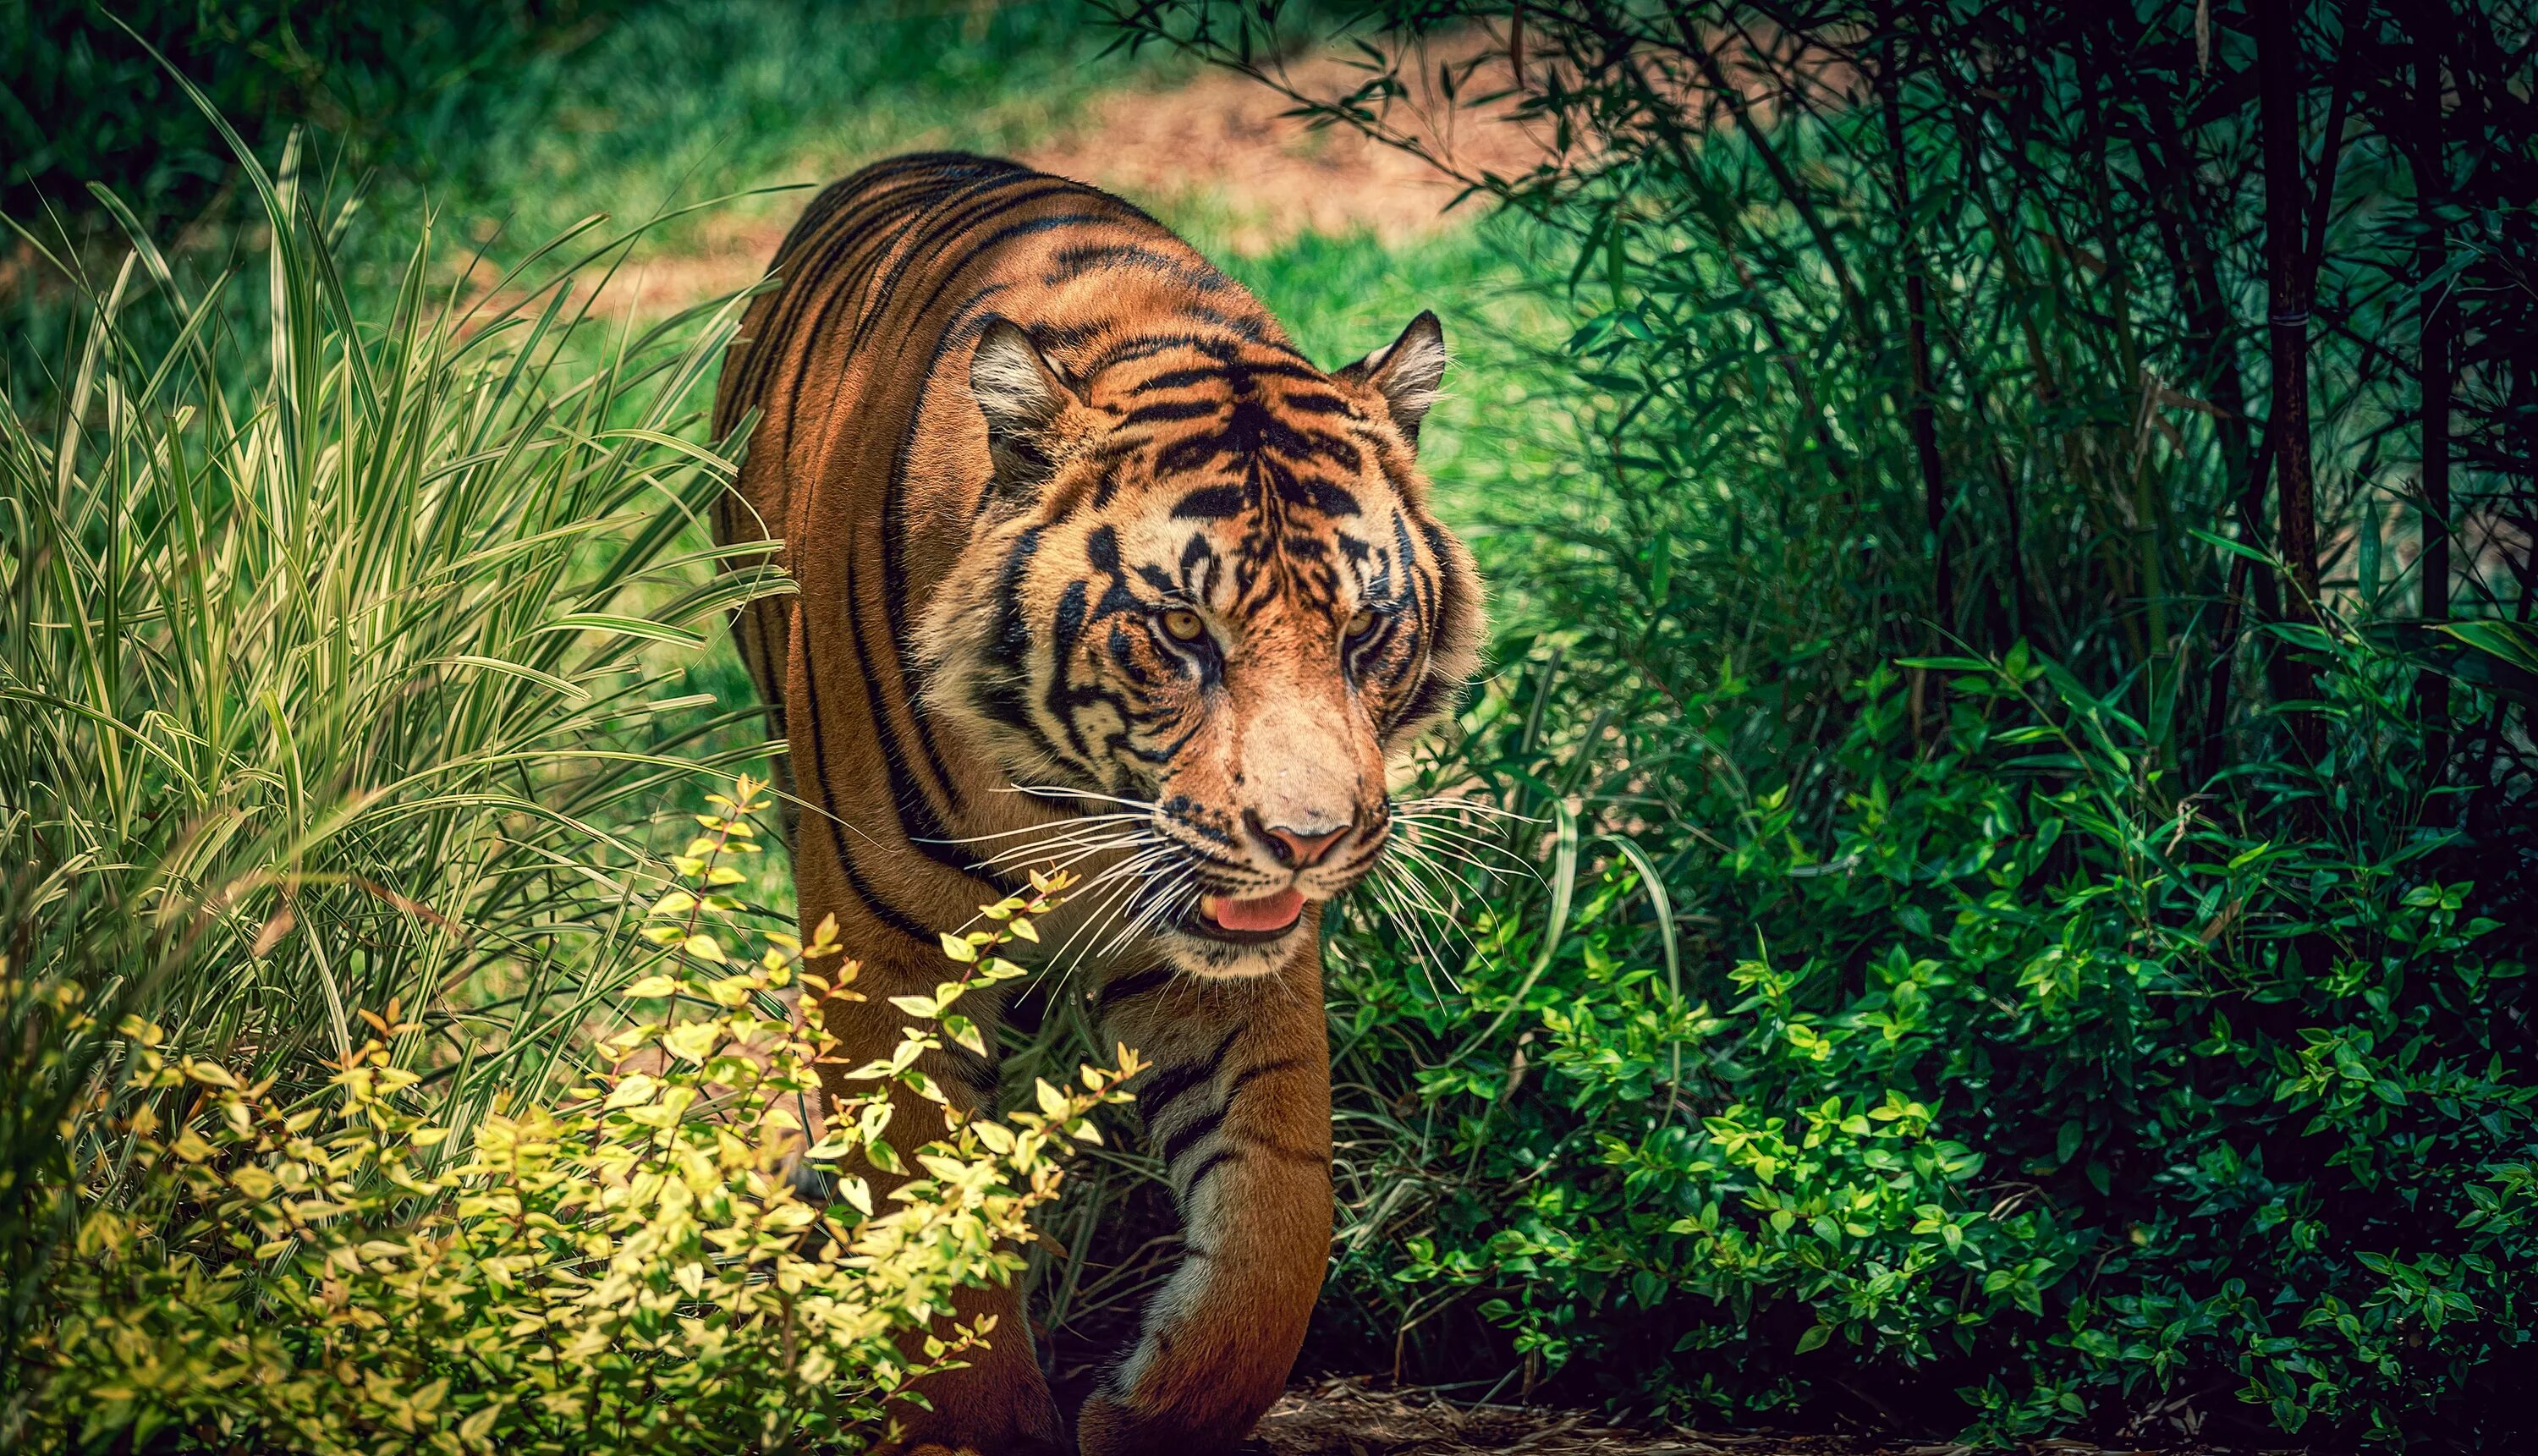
971;316;1083;496
1338;310;1448;446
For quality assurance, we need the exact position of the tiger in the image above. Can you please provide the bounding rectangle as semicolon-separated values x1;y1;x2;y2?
711;152;1484;1456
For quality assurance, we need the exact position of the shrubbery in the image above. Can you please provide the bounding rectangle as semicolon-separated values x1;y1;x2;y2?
14;2;2538;1449
18;779;1134;1454
1343;639;2531;1445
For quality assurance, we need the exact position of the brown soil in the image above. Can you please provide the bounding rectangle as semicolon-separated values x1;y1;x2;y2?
1019;28;1552;254
1249;1379;2296;1456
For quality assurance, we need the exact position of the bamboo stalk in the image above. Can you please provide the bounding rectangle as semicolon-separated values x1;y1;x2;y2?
1882;47;1952;657
2258;0;2322;750
2410;1;2454;778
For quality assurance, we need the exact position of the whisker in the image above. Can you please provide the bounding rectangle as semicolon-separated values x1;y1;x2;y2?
1048;842;1175;933
918;811;1150;847
1367;861;1446;964
1362;871;1457;998
1047;855;1168;985
1383;854;1474;943
1091;866;1196;966
1391;838;1489;914
1393;796;1544;826
1092;855;1197;955
976;833;1156;887
971;828;1150;872
1392;818;1541;882
1018;858;1157;1000
1393;838;1523;891
1389;845;1485;964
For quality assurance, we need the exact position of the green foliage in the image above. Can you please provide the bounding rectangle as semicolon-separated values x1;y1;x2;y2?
15;777;1140;1454
1340;635;2533;1445
368;0;1197;279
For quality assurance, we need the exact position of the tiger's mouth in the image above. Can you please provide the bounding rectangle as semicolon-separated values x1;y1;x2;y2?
1184;887;1306;944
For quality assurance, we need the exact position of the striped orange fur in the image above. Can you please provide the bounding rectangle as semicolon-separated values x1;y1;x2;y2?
711;154;1483;1456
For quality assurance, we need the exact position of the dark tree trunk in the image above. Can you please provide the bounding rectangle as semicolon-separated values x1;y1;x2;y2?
1882;56;1951;651
2257;0;2322;748
2411;1;2454;782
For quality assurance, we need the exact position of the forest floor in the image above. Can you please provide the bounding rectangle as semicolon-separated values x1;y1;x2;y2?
1248;1379;2296;1456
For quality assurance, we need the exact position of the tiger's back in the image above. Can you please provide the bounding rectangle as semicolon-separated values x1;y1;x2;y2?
713;153;1480;1456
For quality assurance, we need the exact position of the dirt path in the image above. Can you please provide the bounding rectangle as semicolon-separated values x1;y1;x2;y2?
1250;1379;2283;1456
1019;28;1546;253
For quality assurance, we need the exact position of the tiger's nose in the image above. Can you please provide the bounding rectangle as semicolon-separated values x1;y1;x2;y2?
1248;811;1352;869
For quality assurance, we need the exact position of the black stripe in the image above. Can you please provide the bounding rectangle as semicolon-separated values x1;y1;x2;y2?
1177;1146;1240;1196
1120;398;1225;426
1137;1025;1242;1125
1041;241;1230;293
902;210;1120;334
1281;392;1355;416
839;502;972;875
1097;965;1176;1009
798;636;937;944
1094;333;1319;378
841;190;1100;850
844;178;1079;359
1172;484;1249;519
1393;669;1456;735
943;1042;1001;1105
1160;1104;1226;1167
1222;1055;1305;1102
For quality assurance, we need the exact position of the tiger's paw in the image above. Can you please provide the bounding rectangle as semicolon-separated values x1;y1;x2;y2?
1074;1389;1257;1456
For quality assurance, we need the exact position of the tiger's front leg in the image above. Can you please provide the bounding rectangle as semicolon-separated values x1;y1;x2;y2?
1074;945;1333;1456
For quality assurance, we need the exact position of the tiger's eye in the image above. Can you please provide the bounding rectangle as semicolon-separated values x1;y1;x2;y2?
1346;608;1378;638
1161;608;1207;643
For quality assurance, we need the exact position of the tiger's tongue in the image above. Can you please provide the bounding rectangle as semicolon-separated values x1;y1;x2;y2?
1204;888;1305;933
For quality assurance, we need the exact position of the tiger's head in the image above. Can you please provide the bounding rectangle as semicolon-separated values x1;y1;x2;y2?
918;312;1485;979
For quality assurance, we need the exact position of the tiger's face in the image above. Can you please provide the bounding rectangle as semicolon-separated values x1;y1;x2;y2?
919;313;1484;978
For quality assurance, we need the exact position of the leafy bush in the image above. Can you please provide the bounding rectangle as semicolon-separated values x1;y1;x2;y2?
1340;635;2534;1446
3;101;783;1097
16;777;1138;1454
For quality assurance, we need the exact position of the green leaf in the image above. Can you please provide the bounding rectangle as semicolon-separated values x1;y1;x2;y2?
536;613;708;649
2437;620;2538;675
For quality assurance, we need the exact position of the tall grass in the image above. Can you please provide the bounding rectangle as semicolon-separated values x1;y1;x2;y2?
0;102;788;1347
